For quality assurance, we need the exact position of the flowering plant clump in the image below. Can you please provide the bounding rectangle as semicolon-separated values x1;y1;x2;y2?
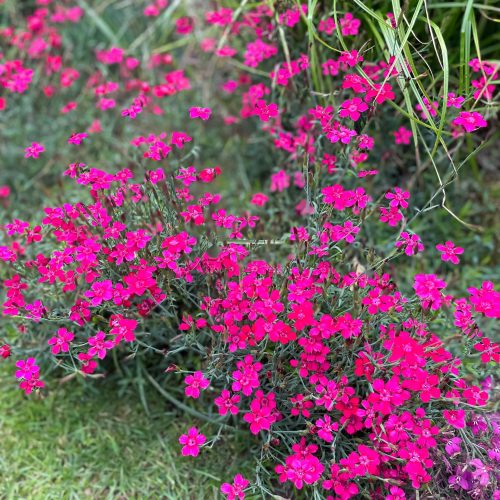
1;1;499;498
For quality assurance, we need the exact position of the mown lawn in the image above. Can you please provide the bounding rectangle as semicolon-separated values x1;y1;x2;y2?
0;369;250;499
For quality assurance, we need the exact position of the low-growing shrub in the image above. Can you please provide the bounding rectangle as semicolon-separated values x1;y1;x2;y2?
1;1;499;499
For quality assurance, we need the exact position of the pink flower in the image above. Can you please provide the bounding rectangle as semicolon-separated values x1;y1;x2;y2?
316;415;339;442
0;344;11;359
318;17;336;36
232;356;261;396
67;132;88;145
379;206;403;226
474;338;500;363
176;16;194;35
339;97;368;121
413;274;447;310
393;126;412;145
385;187;410;209
443;409;466;429
78;352;97;374
395;232;424;256
325;123;357;144
339;50;364;67
416;97;438;119
270;170;290;193
47;327;74;354
386;486;406;500
215;389;240;416
467;281;500;318
250;193;268;206
463;385;488;406
436;241;464;264
404;372;441;402
87;331;114;359
84;280;114;306
288;301;315;330
290;394;313;418
445;437;462;456
109;315;138;343
340;12;361;36
446;93;465;108
328;220;360;244
276;454;324;489
184;371;210;398
452;111;487;133
253;100;279;122
15;357;40;380
189;107;212;120
179;427;206;456
221;474;249;500
278;5;306;28
5;219;29;235
24;142;44;158
469;459;491;487
336;312;363;339
19;377;44;395
340;444;380;477
368;377;410;414
147;168;166;184
0;185;10;198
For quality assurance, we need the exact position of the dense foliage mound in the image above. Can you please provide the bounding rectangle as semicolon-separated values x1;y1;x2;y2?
1;1;499;498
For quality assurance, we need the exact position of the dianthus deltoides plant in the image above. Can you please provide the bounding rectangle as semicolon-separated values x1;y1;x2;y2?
1;1;500;499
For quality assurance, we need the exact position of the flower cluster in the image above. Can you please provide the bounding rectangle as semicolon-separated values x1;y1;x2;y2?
0;2;498;499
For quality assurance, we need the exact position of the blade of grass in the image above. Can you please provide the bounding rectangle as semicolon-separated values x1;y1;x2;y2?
76;0;120;46
460;0;474;95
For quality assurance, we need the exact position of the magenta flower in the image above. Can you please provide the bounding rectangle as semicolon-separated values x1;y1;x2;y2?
395;232;424;256
189;106;212;120
87;331;114;359
270;170;290;193
393;126;412;145
416;97;438;119
15;357;40;380
0;344;11;359
67;132;88;145
275;454;324;489
24;142;45;158
436;241;464;264
445;437;462;456
84;279;114;306
448;466;472;490
5;219;29;235
452;111;487;133
179;427;206;457
220;474;249;500
443;409;466;429
469;458;490;486
339;97;368;121
253;100;278;122
316;415;338;443
215;389;240;416
340;12;361;36
48;327;75;355
379;206;403;226
446;92;465;108
413;273;447;310
473;338;500;363
341;444;380;476
19;378;45;395
250;193;268;206
467;280;500;318
184;371;210;399
385;187;410;209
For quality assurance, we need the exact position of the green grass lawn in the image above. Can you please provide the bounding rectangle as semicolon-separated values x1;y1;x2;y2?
0;369;251;499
